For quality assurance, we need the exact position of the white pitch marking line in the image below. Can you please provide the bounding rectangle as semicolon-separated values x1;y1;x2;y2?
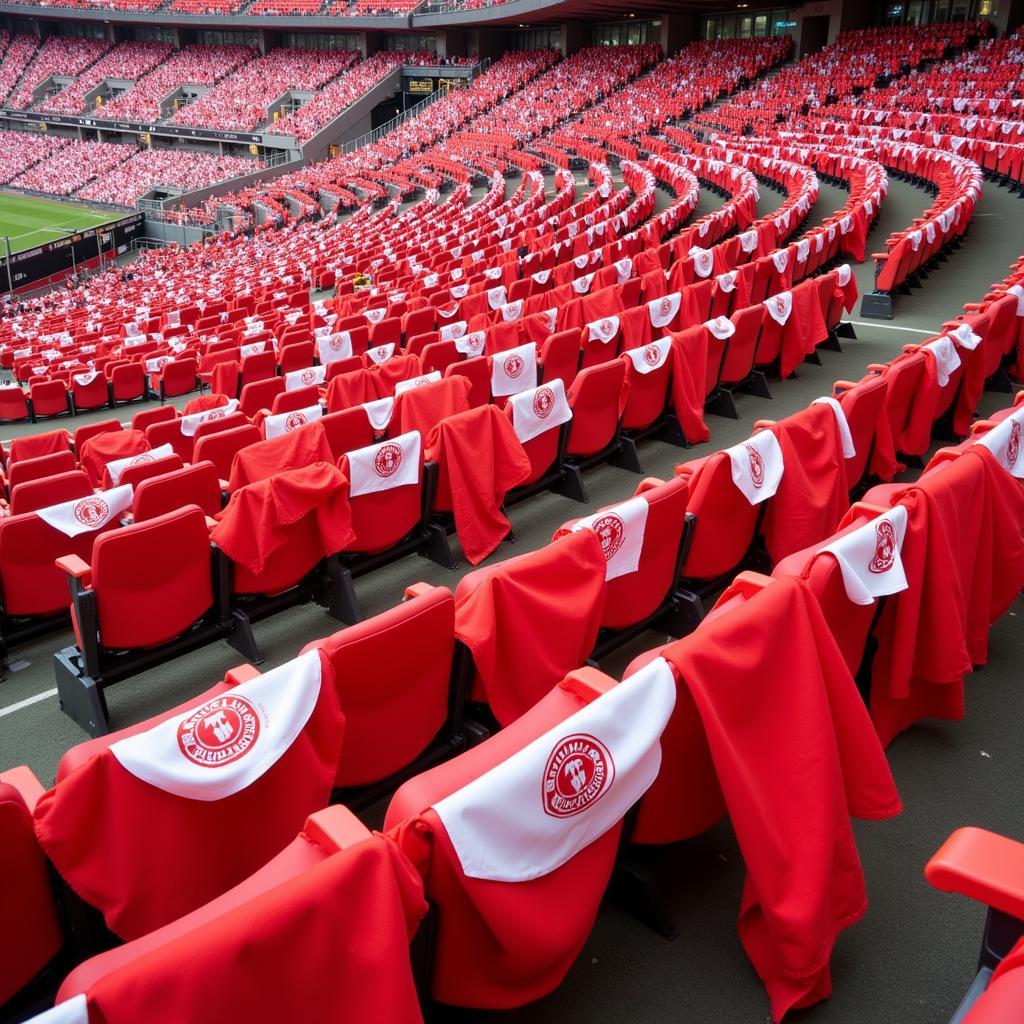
849;321;935;335
0;687;57;718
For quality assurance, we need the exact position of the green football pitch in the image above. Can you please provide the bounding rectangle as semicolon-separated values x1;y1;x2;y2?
0;192;116;255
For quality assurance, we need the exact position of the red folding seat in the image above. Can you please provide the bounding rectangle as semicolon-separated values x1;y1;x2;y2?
193;424;261;481
110;363;146;405
143;418;192;465
192;410;249;445
133;461;222;522
238;351;276;391
538;329;581;388
278;341;315;376
40;650;346;942
131;404;176;433
719;303;767;393
333;432;433;621
564;359;632;477
301;584;461;791
73;419;120;455
384;661;674;1010
320;407;377;459
324;355;364;383
9;430;71;464
406;330;440;359
117;453;185;492
0;386;29;423
102;358;128;381
158;357;200;402
557;475;696;651
29;379;70;420
6;450;78;492
0;766;63;1008
420;340;462;375
620;338;673;439
70;370;110;413
239;376;286;419
9;469;91;516
443;355;491;407
831;374;891;490
502;378;574;498
403;305;435;340
53;505;231;735
48;806;423;1023
271;384;320;416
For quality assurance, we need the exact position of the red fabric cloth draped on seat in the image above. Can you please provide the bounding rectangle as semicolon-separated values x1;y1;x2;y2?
55;829;426;1024
454;531;607;725
33;652;346;941
426;404;532;565
211;462;354;575
227;422;334;489
761;404;850;564
633;576;901;1021
667;324;711;443
78;429;149;488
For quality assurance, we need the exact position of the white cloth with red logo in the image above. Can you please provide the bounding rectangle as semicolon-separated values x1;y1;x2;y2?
811;397;856;459
432;658;676;882
976;407;1024;478
440;321;468;342
264;404;323;439
763;291;793;326
623;338;672;375
455;330;486;357
366;343;396;365
821;506;909;605
346;431;421;497
726;430;785;505
923;336;961;387
690;247;714;278
394;371;442;397
285;365;326;391
948;322;982;351
105;444;175;486
507;379;572;444
490;342;538;398
587;317;620;344
109;651;322;802
362;396;394;432
648;292;681;330
705;316;736;341
180;399;239;437
316;332;353;365
567;495;649;581
36;485;133;538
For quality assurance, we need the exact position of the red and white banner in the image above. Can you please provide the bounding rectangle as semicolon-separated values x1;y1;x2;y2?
440;320;468;343
763;291;793;326
491;343;537;398
726;430;784;505
180;399;239;437
705;316;736;341
432;657;675;882
455;330;486;357
264;404;323;439
317;332;352;365
36;484;133;538
347;431;421;497
507;378;572;444
106;444;175;486
565;495;649;581
690;247;714;278
285;365;326;391
822;506;909;605
110;651;323;802
587;316;620;345
947;322;982;351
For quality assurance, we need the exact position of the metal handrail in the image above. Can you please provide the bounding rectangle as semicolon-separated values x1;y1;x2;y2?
341;84;450;154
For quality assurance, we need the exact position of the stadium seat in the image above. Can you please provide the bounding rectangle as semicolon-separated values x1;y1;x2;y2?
158;357;200;402
193;423;261;481
132;461;223;522
0;386;29;424
110;363;146;406
5;450;77;494
9;469;91;517
29;380;71;421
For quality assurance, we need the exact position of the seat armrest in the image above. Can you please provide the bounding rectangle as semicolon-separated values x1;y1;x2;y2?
752;419;776;431
926;828;1024;922
634;476;666;494
866;364;888;374
304;804;372;853
56;554;92;581
404;582;435;601
832;380;858;394
847;501;892;520
562;666;617;702
225;664;262;687
728;570;774;600
970;420;998;435
0;765;46;812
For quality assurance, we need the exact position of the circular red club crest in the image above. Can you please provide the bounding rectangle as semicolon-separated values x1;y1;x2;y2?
532;386;555;419
177;694;261;768
542;733;615;818
130;453;155;466
659;297;672;318
592;512;625;561
72;496;109;527
868;518;897;574
285;411;307;431
329;334;344;351
775;297;787;317
374;442;403;477
504;353;525;380
300;368;316;385
599;319;613;337
643;343;661;366
745;443;765;488
1008;420;1021;468
206;408;226;421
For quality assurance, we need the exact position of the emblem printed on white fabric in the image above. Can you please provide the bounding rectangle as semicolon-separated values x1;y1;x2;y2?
73;496;109;528
374;442;403;478
504;353;525;379
177;695;261;768
592;513;625;560
746;443;765;488
533;386;554;419
1009;421;1021;467
286;411;307;431
299;368;317;386
868;518;897;574
542;734;615;818
644;344;661;367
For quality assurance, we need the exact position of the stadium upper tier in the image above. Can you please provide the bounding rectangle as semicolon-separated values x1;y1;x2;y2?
0;0;511;17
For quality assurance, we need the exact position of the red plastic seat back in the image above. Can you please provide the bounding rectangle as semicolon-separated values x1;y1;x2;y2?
144;419;192;465
0;774;63;1006
9;430;70;464
271;385;320;416
133;461;222;521
239;377;286;419
193;424;261;481
74;419;121;454
160;358;198;398
10;469;92;516
679;452;760;581
338;447;424;555
539;329;582;388
7;450;77;491
320;408;376;459
720;304;761;384
501;402;560;488
0;386;28;422
132;405;176;433
443;356;490;408
278;342;314;376
111;363;145;402
192;411;250;445
229;512;326;597
239;351;277;389
30;380;70;417
566;360;626;457
620;352;672;432
301;587;455;787
837;375;889;487
71;373;110;410
89;505;214;649
117;453;185;491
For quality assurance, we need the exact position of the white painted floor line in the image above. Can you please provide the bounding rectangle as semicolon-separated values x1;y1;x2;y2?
849;321;935;335
0;687;57;718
